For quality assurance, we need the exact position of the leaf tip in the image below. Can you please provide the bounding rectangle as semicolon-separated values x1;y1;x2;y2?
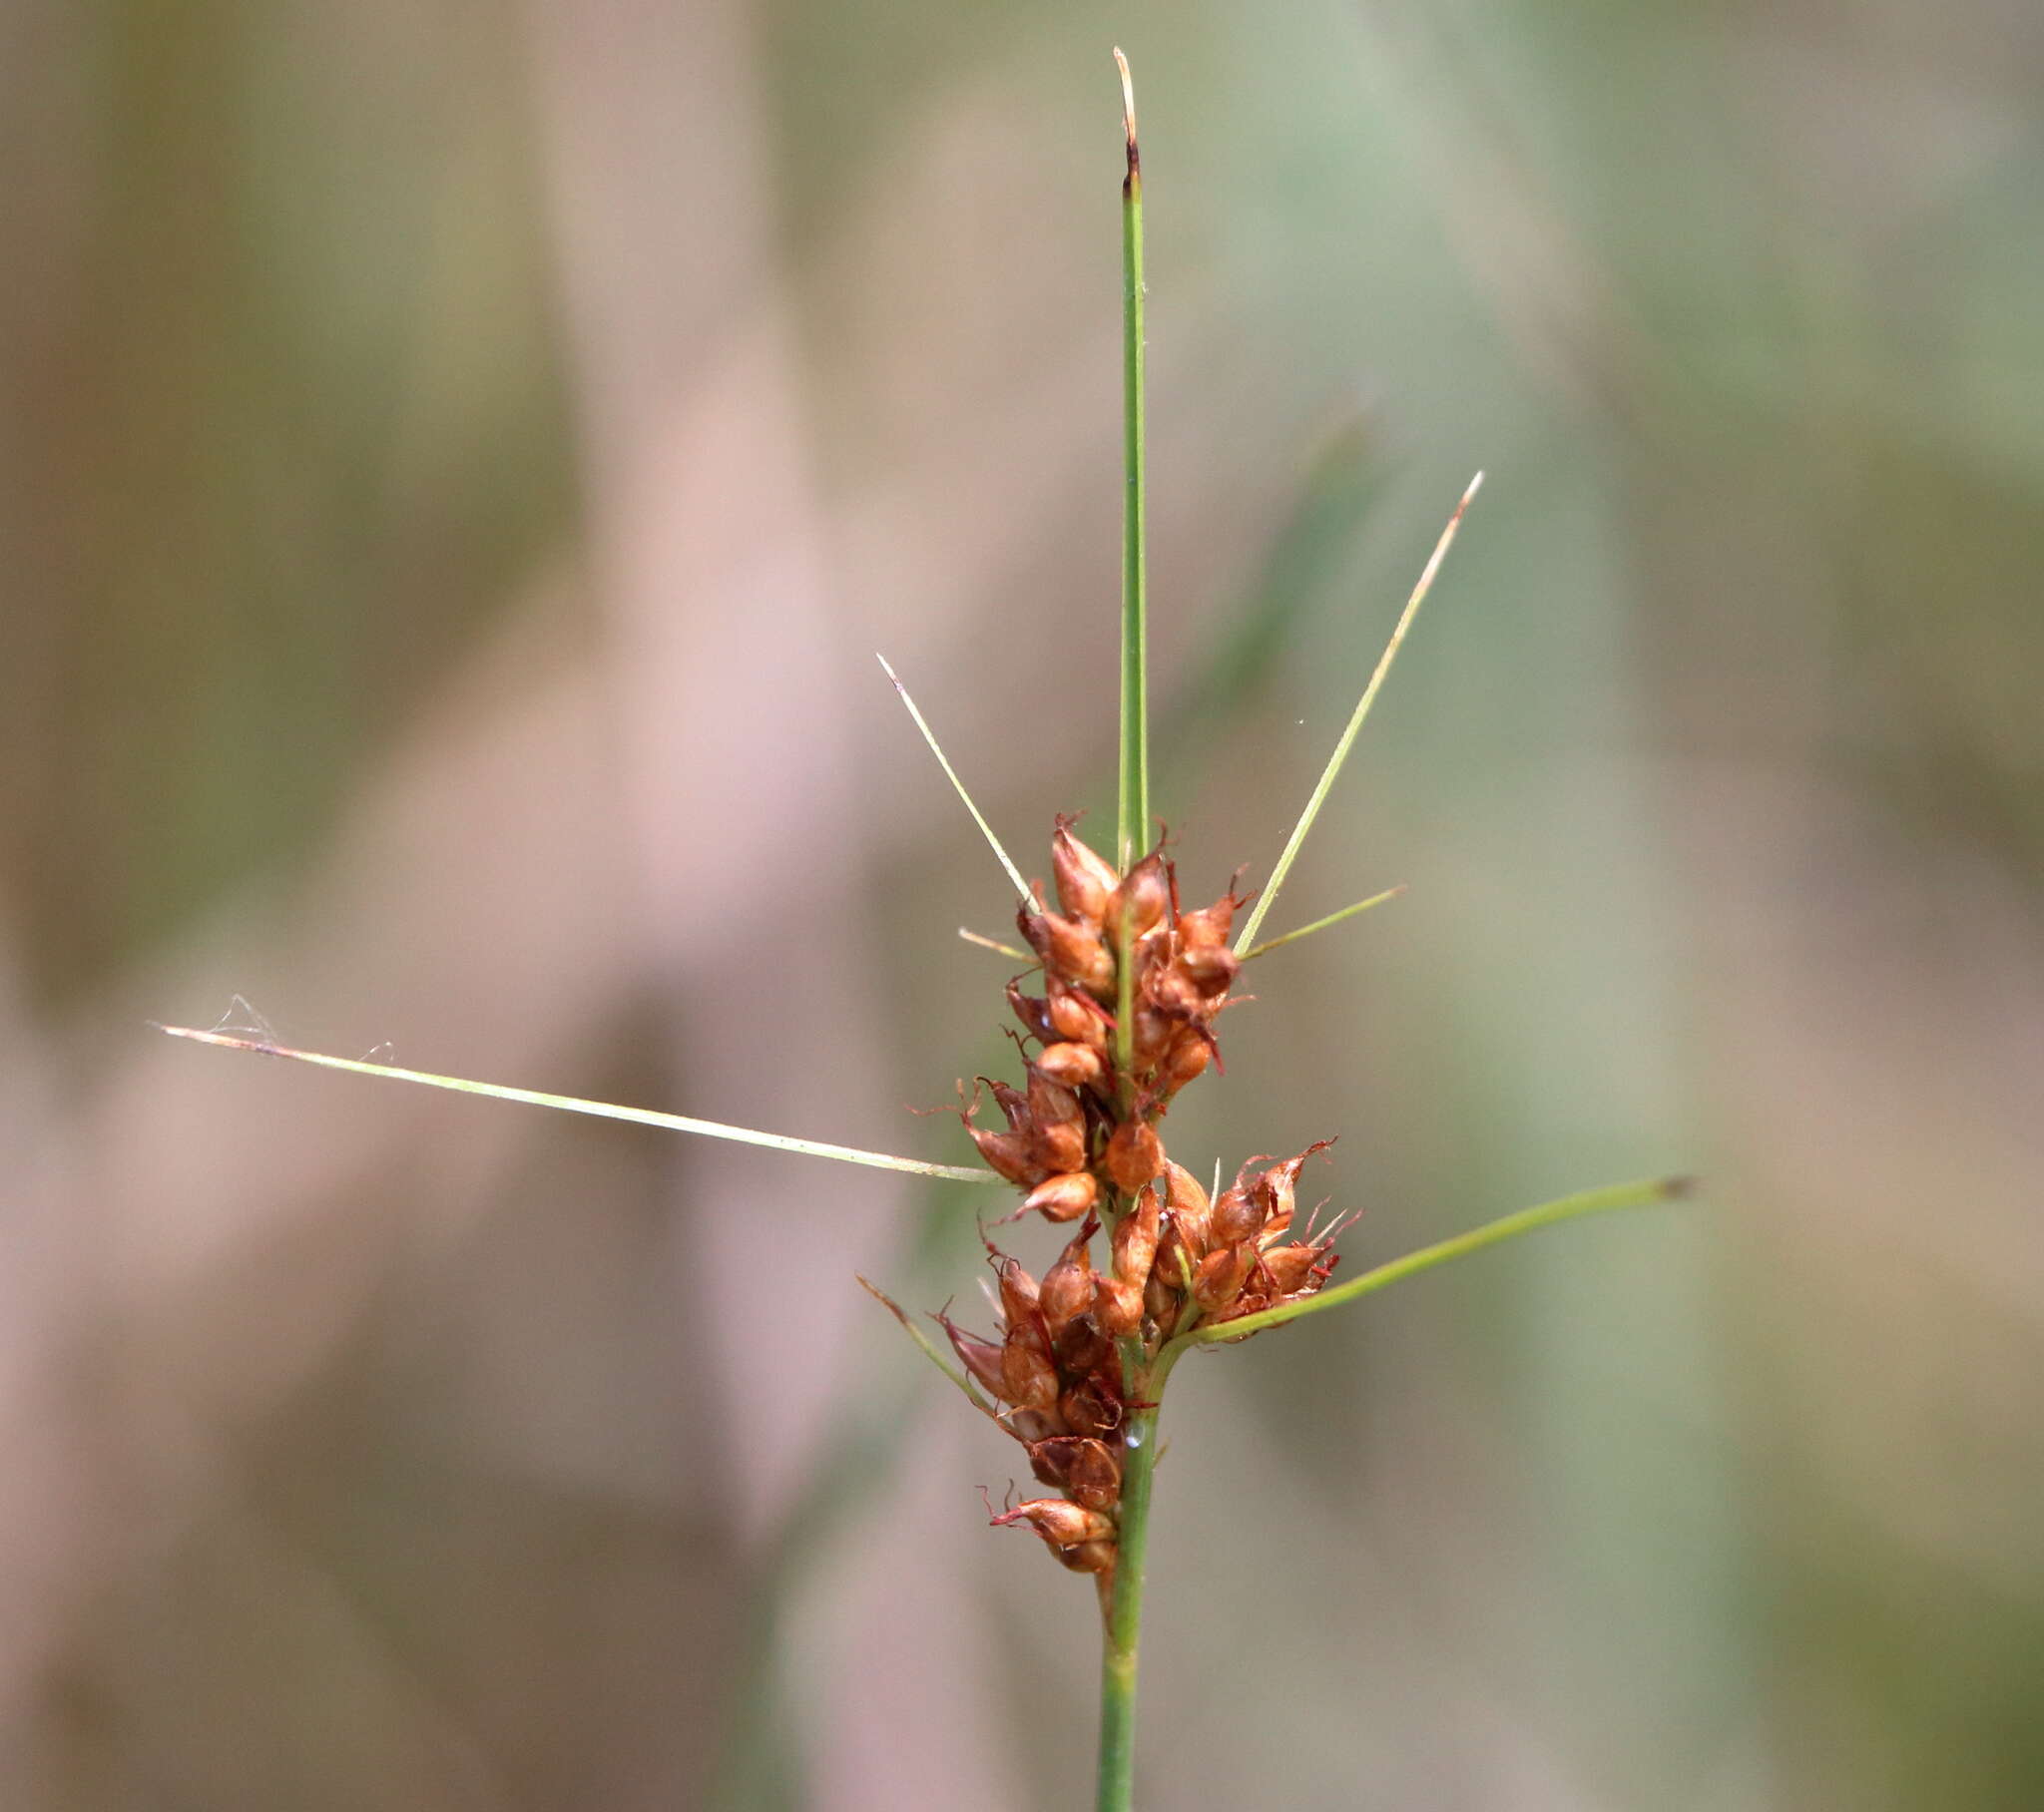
1113;48;1138;186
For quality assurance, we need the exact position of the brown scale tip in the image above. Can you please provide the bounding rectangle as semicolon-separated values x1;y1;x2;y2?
1114;48;1139;191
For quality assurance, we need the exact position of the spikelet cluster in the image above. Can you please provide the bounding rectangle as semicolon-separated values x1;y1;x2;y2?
941;818;1350;1584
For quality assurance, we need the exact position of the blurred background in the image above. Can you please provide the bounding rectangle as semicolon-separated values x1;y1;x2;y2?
6;1;2043;1806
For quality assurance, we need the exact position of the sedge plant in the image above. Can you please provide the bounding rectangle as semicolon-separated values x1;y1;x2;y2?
160;51;1686;1811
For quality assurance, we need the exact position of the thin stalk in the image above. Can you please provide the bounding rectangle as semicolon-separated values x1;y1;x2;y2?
1115;46;1148;874
1233;473;1482;957
155;1025;1003;1185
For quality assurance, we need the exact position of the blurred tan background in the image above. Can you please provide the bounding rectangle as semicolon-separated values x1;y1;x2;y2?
6;1;2044;1806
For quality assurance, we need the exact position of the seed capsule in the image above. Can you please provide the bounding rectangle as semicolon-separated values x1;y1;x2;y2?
1035;1041;1106;1090
1103;1119;1165;1194
1005;1407;1065;1444
1162;1161;1212;1250
1054;1314;1113;1378
1111;1183;1162;1289
1020;906;1117;999
1145;963;1203;1021
1027;1436;1123;1511
992;1253;1039;1328
1023;1170;1099;1224
1158;1029;1214;1097
1178;885;1245;950
1047;982;1112;1053
1106;851;1170;941
1193;1240;1257;1312
1254;1140;1334;1238
940;1316;1009;1400
1259;1242;1323;1294
1177;944;1239;995
1060;1373;1124;1438
967;1124;1049;1187
1132;1007;1177;1072
985;1077;1032;1132
991;1498;1116;1549
1029;1116;1087;1177
1093;1273;1145;1337
1039;1222;1097;1337
1052;818;1120;926
1144;1267;1181;1331
1001;1322;1060;1412
1209;1182;1266;1249
1007;981;1056;1044
1026;1065;1082;1129
1055;1539;1119;1576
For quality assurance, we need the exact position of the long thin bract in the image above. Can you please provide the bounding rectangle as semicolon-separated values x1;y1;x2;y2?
156;1025;1002;1183
1233;473;1482;956
877;654;1031;901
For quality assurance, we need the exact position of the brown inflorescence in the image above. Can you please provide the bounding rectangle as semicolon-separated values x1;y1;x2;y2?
943;820;1351;1585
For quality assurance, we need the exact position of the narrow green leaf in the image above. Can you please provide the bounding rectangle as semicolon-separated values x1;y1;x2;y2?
957;928;1036;964
1176;1174;1691;1347
1233;473;1482;957
1239;884;1406;961
856;1275;996;1415
157;1024;1003;1184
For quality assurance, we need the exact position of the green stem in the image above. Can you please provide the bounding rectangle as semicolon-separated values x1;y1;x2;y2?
1115;47;1148;874
1095;1390;1160;1812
